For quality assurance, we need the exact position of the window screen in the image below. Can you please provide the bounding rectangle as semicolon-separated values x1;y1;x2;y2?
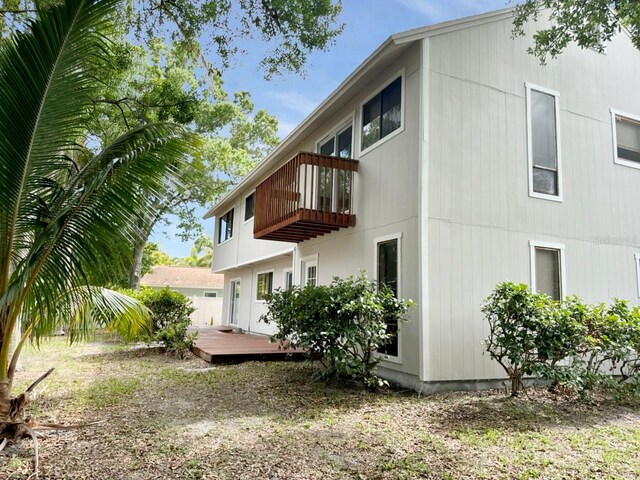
535;247;562;300
615;115;640;164
530;90;559;196
245;193;255;221
362;77;402;150
376;238;399;356
256;272;273;301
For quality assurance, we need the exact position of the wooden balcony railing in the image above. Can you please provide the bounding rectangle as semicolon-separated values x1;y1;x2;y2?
254;152;358;242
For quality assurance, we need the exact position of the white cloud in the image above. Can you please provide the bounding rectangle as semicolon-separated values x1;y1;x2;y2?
395;0;448;20
270;91;319;117
395;0;507;22
277;120;298;140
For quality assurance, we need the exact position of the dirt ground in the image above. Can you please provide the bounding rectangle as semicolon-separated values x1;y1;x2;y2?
1;338;640;479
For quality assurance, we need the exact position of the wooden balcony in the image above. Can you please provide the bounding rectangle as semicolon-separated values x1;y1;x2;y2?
254;152;358;242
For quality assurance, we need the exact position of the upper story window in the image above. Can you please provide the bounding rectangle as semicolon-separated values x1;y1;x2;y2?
245;192;255;221
526;84;562;201
319;123;353;159
530;241;565;301
217;208;234;244
611;109;640;170
361;76;402;152
317;123;353;213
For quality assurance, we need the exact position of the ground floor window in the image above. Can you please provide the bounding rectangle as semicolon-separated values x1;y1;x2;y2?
203;291;217;298
301;256;318;287
375;234;401;358
256;271;273;301
284;268;294;289
635;254;640;298
530;241;566;301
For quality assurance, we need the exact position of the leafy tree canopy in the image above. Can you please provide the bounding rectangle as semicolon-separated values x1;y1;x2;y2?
513;0;640;63
2;0;344;288
1;0;344;78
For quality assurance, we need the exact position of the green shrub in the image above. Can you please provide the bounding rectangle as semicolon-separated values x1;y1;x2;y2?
483;282;640;399
482;282;550;395
261;273;414;389
122;287;197;358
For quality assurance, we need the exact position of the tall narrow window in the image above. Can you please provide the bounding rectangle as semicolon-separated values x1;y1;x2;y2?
362;76;402;151
284;269;294;290
256;272;273;301
527;84;562;200
612;110;640;168
244;192;255;221
635;254;640;298
217;208;234;244
302;257;318;287
317;123;353;213
530;241;565;301
376;236;400;357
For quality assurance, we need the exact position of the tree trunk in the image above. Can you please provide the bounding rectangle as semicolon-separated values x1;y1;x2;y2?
128;236;146;289
8;317;20;372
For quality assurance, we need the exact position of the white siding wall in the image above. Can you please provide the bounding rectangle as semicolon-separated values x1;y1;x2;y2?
212;195;294;273
297;43;423;376
219;255;294;336
215;43;423;374
426;17;640;382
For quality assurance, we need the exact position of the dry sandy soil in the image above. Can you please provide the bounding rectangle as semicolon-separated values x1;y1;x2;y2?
1;339;640;479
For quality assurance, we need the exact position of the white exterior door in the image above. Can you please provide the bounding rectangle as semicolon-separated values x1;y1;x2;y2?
229;280;240;325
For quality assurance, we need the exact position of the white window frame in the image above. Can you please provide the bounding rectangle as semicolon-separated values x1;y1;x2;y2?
315;115;356;214
283;267;294;289
203;291;218;298
243;190;256;223
635;254;640;298
359;68;406;157
610;108;640;171
217;208;235;245
529;240;566;299
300;254;319;287
255;269;275;303
315;113;356;157
525;83;563;202
373;232;403;364
228;278;241;326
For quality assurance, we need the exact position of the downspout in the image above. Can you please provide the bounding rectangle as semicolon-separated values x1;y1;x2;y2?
418;37;431;383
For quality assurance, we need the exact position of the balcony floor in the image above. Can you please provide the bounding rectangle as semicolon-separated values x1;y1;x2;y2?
254;208;356;242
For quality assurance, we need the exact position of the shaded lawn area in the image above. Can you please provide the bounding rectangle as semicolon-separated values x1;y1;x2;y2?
2;339;640;479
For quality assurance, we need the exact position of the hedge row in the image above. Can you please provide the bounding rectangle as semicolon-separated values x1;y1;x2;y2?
483;282;640;398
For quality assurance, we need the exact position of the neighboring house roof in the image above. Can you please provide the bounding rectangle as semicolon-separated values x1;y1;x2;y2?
203;7;515;219
141;266;224;290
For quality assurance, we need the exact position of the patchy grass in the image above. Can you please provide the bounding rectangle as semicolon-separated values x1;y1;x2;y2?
1;339;640;479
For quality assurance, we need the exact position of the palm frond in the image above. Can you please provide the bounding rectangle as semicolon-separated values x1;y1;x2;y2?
0;0;118;293
14;125;198;341
62;287;152;343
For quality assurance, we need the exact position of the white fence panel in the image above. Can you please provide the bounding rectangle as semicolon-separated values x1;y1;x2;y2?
188;297;223;326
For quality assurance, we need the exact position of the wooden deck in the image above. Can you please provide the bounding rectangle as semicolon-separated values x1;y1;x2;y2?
191;326;306;364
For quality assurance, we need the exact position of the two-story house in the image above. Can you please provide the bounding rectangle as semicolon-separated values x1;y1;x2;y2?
204;7;640;392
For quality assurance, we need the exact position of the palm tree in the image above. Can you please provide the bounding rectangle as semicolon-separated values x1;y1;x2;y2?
0;0;196;445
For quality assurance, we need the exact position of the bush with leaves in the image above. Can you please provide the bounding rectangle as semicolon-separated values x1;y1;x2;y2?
482;282;550;395
122;287;197;358
484;282;640;398
261;274;413;389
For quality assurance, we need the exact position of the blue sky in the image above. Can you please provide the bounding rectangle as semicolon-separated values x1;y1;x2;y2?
153;0;509;257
